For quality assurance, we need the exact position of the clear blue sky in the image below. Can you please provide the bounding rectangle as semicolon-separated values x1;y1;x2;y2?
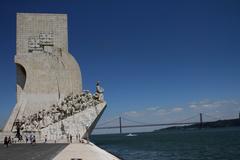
0;0;240;132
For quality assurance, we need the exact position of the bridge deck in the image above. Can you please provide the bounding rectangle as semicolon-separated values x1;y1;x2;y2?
95;122;199;129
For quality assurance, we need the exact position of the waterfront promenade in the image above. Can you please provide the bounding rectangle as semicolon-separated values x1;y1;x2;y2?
0;142;120;160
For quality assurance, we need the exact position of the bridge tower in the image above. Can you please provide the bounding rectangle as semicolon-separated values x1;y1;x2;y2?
119;117;122;134
200;113;203;128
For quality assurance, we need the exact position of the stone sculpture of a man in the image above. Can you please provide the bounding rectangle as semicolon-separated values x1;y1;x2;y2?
96;81;104;102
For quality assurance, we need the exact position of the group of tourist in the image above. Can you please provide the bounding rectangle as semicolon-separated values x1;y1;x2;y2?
67;134;73;143
3;133;37;148
66;133;89;144
3;132;91;147
24;134;36;144
3;136;12;147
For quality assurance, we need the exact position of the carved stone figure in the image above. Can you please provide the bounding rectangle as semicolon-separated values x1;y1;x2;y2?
95;81;104;102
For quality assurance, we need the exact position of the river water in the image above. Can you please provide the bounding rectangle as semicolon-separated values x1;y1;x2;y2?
91;127;240;160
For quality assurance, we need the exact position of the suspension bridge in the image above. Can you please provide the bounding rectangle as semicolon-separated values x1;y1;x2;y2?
95;112;240;134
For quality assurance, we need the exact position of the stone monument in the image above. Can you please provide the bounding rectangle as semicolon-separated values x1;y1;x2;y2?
3;13;107;141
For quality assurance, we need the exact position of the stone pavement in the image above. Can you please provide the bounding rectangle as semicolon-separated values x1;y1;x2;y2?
0;144;68;160
53;143;120;160
0;142;120;160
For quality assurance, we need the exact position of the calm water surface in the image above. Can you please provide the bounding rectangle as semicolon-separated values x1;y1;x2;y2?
91;127;240;160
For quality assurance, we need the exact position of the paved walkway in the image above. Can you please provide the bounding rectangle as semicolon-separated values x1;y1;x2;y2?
0;135;120;160
53;143;120;160
0;144;67;160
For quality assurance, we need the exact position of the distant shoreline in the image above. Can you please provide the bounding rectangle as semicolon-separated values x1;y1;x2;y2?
154;118;240;132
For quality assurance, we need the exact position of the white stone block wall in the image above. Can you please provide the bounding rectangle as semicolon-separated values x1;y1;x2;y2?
40;102;107;141
4;13;83;132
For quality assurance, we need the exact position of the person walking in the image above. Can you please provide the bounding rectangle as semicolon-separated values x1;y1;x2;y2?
8;136;11;145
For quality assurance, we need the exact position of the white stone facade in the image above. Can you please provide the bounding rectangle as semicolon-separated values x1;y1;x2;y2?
3;13;105;137
41;102;106;141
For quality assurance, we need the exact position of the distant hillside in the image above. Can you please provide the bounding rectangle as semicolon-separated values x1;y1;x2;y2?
154;118;240;132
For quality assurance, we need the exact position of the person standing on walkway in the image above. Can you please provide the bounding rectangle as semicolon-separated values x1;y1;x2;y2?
30;134;33;144
67;134;69;143
4;136;8;147
85;125;89;144
76;134;78;141
8;136;11;145
78;133;81;143
70;134;72;143
32;135;36;145
25;135;28;143
44;135;47;143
